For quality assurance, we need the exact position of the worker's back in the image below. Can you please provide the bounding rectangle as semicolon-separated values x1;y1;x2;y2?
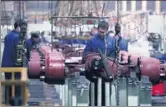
1;30;19;67
25;37;41;60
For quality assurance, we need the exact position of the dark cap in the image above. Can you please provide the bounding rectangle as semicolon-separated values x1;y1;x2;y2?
14;19;27;29
31;32;39;38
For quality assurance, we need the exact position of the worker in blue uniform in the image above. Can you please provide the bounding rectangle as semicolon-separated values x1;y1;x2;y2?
25;32;41;61
83;21;114;57
2;22;20;67
152;52;165;60
83;21;128;106
151;51;166;63
107;30;114;37
83;22;128;58
1;20;26;105
59;38;72;45
40;31;49;43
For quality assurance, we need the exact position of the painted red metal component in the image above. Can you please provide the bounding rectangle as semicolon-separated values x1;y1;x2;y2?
28;60;41;77
45;52;65;80
28;45;166;85
28;50;41;77
28;45;65;84
152;82;165;96
84;51;163;82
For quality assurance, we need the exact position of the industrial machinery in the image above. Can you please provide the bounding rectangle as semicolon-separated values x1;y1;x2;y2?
28;45;65;84
2;1;166;106
26;42;166;106
26;12;166;106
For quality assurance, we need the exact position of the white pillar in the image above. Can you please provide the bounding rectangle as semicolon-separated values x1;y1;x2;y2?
155;1;161;14
115;1;117;12
142;1;147;12
131;1;136;12
122;1;127;13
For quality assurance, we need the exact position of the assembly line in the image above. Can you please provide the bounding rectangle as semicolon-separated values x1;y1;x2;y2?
1;0;166;106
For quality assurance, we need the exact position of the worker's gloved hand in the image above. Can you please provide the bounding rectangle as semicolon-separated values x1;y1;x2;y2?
32;45;37;49
36;44;40;49
23;48;27;53
32;44;40;49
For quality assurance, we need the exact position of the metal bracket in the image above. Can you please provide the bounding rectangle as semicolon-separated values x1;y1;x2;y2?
76;77;89;106
140;76;152;90
130;71;137;79
138;76;152;106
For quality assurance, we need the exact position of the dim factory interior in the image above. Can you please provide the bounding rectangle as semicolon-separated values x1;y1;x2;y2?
1;0;166;106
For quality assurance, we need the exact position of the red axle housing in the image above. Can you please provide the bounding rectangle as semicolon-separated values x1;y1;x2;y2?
84;51;166;82
28;45;65;84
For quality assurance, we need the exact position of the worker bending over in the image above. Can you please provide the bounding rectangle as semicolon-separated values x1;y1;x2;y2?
25;32;41;61
82;20;128;106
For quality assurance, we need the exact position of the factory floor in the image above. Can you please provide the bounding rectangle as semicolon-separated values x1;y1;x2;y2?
1;41;166;106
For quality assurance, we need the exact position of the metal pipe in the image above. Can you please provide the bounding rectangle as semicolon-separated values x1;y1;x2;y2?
50;1;53;51
105;82;110;106
97;78;102;106
50;16;109;20
64;79;69;106
90;82;95;106
59;85;63;101
72;82;77;106
62;85;65;106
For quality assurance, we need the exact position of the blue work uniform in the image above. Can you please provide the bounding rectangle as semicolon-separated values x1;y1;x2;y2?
1;30;22;104
112;36;128;52
25;38;41;61
59;39;72;45
71;39;87;45
83;34;113;56
160;53;166;60
84;33;128;106
41;36;49;43
152;52;166;62
1;30;19;67
82;40;88;45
